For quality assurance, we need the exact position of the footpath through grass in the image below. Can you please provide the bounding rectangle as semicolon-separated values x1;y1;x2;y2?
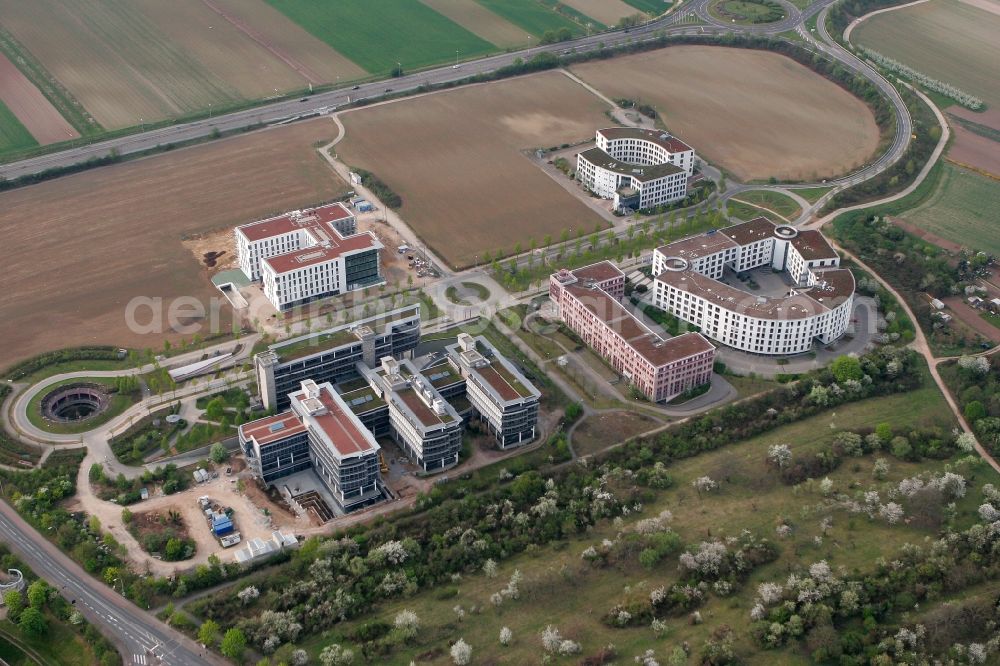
266;0;498;73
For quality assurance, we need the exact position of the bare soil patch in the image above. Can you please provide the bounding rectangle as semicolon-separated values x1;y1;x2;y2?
129;506;195;559
0;119;347;369
419;0;532;48
0;52;78;144
570;46;880;181
942;296;1000;343
947;124;1000;178
336;72;610;269
572;410;662;458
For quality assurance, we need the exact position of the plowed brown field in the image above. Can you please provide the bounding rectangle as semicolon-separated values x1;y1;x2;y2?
0;119;346;369
570;46;880;181
336;71;611;269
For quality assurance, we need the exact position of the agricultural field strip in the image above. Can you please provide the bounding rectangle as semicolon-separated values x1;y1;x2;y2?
473;0;586;37
265;0;498;73
852;0;1000;108
0;52;77;145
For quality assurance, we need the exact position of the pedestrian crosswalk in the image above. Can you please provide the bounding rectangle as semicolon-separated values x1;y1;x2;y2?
133;654;147;665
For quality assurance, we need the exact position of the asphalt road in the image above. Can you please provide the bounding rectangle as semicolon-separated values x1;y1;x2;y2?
0;499;223;666
0;2;917;663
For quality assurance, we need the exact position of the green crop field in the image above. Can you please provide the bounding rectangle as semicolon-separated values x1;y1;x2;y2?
897;164;1000;255
266;0;498;73
853;0;1000;108
475;0;584;38
622;0;673;15
0;100;37;154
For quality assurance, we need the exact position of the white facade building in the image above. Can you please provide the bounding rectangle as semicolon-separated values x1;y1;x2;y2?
652;218;855;356
577;128;694;212
235;202;383;310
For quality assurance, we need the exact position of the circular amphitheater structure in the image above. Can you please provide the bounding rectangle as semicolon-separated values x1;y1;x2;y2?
40;382;111;424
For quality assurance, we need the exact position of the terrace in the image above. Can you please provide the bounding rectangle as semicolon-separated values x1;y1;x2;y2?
338;384;386;417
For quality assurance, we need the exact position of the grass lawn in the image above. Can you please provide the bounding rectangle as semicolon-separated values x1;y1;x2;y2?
724;373;784;398
10;357;134;386
0;618;102;666
474;0;584;38
982;311;1000;330
709;0;785;24
727;199;779;223
265;0;498;73
571;410;662;457
293;379;973;664
896;164;1000;255
0;100;37;154
25;377;139;435
622;0;673;15
731;189;802;220
790;186;832;203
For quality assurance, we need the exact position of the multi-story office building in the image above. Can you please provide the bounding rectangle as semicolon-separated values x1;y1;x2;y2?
549;261;716;403
255;306;421;412
652;218;855;355
234;202;383;310
446;334;541;448
360;357;463;473
238;379;382;513
577;128;694;212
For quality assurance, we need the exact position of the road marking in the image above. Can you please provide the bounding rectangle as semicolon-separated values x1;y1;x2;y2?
133;654;147;665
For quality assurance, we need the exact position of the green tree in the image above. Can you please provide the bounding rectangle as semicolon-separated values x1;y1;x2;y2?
18;607;47;638
204;397;226;422
165;538;185;561
198;619;221;647
830;355;863;383
3;589;23;621
221;627;247;660
965;400;986;422
26;579;48;609
210;442;229;464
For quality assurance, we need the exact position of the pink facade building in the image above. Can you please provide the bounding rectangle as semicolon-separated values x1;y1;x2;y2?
549;261;715;403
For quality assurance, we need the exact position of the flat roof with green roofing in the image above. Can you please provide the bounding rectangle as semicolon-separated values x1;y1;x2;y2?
421;358;464;390
269;306;419;363
338;384;386;416
579;147;684;182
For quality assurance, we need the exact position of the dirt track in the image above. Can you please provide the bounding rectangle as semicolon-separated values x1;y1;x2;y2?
0;119;346;369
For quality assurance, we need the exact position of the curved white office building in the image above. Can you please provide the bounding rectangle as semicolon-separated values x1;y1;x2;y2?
577;128;694;212
652;218;855;356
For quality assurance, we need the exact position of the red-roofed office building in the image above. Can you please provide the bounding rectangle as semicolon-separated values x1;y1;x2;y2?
234;202;383;311
549;261;715;403
239;379;383;512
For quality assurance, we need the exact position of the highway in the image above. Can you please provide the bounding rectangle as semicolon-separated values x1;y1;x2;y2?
0;2;917;663
0;499;224;666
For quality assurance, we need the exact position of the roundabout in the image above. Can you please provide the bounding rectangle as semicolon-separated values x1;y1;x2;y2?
709;0;788;24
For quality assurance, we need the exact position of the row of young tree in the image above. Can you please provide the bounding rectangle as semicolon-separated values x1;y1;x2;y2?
187;347;930;656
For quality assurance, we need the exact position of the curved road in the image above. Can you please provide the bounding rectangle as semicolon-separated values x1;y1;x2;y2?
0;1;922;663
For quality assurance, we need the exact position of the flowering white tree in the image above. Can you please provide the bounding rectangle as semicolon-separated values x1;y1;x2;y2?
767;444;792;469
482;558;497;579
371;540;409;565
541;625;563;653
757;582;783;605
819;478;834;496
635;648;660;666
958;355;991;375
450;639;472;665
499;626;512;646
319;644;354;666
394;610;420;638
809;560;833;583
678;540;727;576
291;649;309;666
775;524;792;538
955;431;978;453
880;502;904;525
872;458;889;480
237;585;259;604
558;639;582;655
978;503;1000;522
692;476;717;494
